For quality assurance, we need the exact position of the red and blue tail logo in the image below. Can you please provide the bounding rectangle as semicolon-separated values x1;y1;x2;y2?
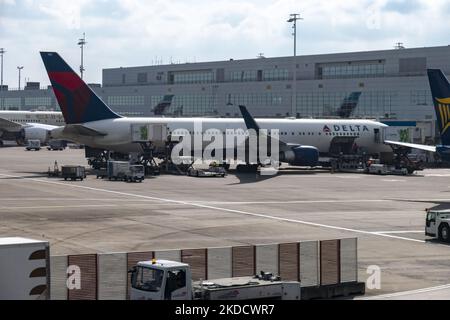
40;52;121;124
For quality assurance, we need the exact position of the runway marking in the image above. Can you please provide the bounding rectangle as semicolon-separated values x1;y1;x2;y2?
0;204;118;210
0;173;427;244
188;199;389;205
424;174;450;177
373;230;423;234
360;284;450;300
0;198;168;202
382;179;406;182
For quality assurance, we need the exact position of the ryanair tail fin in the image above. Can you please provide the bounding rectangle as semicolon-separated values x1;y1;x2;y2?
337;92;362;118
40;52;121;125
428;69;450;145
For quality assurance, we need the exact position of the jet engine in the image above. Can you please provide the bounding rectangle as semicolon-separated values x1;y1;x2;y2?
21;127;51;144
280;146;319;167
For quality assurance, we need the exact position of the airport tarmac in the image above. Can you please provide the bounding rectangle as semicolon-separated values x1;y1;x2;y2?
1;146;450;297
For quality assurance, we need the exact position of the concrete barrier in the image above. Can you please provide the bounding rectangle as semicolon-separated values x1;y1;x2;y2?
50;255;67;300
97;253;127;300
255;244;278;275
207;247;232;279
340;238;358;283
51;238;359;300
299;241;319;287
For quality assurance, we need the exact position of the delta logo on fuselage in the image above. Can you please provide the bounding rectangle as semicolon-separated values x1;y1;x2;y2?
323;125;369;133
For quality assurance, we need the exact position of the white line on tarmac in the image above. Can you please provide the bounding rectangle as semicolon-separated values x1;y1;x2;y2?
0;198;168;202
360;284;450;300
0;204;118;210
188;199;389;205
374;230;423;234
0;173;426;243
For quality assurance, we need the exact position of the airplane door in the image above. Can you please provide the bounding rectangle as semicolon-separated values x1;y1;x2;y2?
374;128;381;144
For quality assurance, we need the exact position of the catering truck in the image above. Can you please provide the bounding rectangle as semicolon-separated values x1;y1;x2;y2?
107;161;145;182
425;209;450;242
129;259;301;300
0;237;50;300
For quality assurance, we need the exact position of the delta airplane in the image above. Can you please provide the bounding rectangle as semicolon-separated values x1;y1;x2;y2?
41;52;393;167
0;95;174;147
0;110;63;145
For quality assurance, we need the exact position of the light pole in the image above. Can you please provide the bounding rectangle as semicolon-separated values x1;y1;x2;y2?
0;48;5;110
78;33;87;79
17;66;23;90
287;13;303;117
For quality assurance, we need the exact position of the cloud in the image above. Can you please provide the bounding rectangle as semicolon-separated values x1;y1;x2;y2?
0;0;448;87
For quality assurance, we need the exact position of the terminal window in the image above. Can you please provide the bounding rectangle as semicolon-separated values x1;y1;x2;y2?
107;96;145;106
25;97;52;107
319;61;385;79
172;71;215;84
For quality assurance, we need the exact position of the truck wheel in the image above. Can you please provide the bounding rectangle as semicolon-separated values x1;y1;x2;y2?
439;224;450;243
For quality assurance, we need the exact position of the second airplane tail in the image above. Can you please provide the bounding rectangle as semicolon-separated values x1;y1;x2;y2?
40;52;121;125
337;92;362;118
428;69;450;146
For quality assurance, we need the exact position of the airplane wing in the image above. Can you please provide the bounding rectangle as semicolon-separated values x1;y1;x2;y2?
63;124;107;137
385;140;437;153
0;117;23;131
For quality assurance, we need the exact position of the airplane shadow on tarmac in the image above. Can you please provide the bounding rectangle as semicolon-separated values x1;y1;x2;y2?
228;168;325;185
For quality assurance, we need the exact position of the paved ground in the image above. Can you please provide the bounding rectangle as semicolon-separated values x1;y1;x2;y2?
1;146;450;297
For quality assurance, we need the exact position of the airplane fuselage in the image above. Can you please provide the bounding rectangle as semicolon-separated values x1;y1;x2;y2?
51;117;392;156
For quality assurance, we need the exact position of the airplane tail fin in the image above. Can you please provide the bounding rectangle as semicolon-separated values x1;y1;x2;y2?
337;92;362;118
428;69;450;145
40;52;121;125
153;95;175;116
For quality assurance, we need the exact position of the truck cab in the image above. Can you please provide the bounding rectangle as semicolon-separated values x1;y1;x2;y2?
426;209;450;242
129;260;192;300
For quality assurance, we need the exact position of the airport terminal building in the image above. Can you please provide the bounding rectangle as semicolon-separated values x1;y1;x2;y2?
1;45;449;144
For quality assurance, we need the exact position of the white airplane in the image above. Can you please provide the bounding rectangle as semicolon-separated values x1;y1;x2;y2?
0;110;63;146
41;52;393;167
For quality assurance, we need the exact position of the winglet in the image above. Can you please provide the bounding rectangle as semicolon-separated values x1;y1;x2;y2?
238;105;260;133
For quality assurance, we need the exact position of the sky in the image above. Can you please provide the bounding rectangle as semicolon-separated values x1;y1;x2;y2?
0;0;449;87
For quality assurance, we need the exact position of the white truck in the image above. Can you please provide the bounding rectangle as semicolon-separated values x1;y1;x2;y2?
25;140;41;151
129;259;301;300
425;209;450;242
107;161;145;182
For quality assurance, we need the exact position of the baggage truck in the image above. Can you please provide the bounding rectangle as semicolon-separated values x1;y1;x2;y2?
25;140;41;151
61;165;86;181
129;259;301;300
0;237;50;300
47;140;66;151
